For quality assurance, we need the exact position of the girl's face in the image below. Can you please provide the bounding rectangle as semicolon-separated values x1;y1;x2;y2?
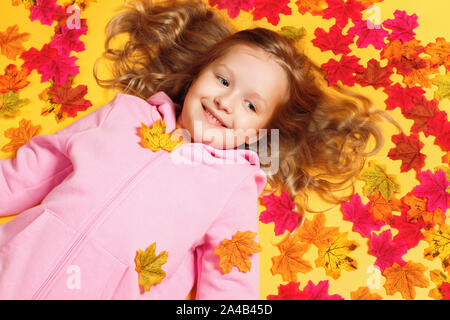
176;43;289;150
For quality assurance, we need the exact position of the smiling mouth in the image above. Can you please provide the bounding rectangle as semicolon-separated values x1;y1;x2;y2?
202;105;227;128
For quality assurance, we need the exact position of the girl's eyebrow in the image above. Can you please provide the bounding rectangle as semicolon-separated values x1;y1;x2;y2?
216;63;267;110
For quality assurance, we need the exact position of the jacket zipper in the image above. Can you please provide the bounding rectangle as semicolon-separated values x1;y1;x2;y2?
32;154;163;299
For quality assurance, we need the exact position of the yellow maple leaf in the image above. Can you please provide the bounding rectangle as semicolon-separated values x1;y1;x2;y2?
293;212;339;248
271;237;312;282
1;118;41;156
402;61;440;88
432;72;450;102
214;230;262;274
359;160;400;200
0;25;30;60
134;242;168;292
350;286;382;300
315;232;359;280
0;91;29;117
11;0;36;9
383;261;429;300
140;119;183;152
425;37;450;66
423;225;450;272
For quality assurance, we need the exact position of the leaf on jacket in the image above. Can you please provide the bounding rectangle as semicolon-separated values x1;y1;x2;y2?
432;72;450;101
1;118;41;155
387;132;426;173
428;269;449;300
367;190;404;223
0;64;30;93
425;37;450;67
322;0;364;28
134;242;168;292
214;230;262;274
312;24;354;55
140;119;183;152
270;237;312;281
383;261;429;300
0;91;29;117
382;10;419;43
294;212;339;248
259;192;300;236
315;232;359;280
368;229;408;272
423;225;450;273
0;25;30;60
350;286;382;300
412;169;450;212
360;160;401;201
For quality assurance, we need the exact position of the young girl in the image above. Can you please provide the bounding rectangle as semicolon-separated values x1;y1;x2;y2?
0;0;400;299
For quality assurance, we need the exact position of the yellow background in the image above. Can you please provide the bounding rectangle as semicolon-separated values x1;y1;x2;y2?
0;0;448;300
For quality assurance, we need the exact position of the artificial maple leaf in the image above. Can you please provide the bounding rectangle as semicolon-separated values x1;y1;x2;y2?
423;225;450;273
381;39;425;63
267;281;310;300
368;229;408;272
302;280;344;300
442;282;450;300
412;169;450;212
367;190;404;223
214;230;262;274
355;58;393;89
427;111;450;151
359;160;400;201
134;242;168;292
1;119;41;155
0;91;29;117
252;0;291;26
30;0;65;26
341;193;384;238
49;25;86;56
0;25;30;60
350;286;382;300
12;0;37;9
358;0;383;8
401;59;440;88
65;0;97;11
322;0;364;28
387;132;425;173
50;80;92;117
270;237;312;281
39;87;67;123
312;24;354;55
277;26;307;41
383;83;425;111
382;10;419;43
389;211;425;249
347;20;389;50
0;64;30;93
428;269;449;300
295;0;327;16
383;261;429;300
208;0;255;19
294;212;339;248
259;192;300;236
140;119;183;152
434;165;450;191
425;37;450;67
321;55;365;87
315;232;358;280
432;72;450;101
402;192;446;229
401;95;438;136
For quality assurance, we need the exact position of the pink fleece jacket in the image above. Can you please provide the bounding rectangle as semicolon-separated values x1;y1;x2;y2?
0;91;267;300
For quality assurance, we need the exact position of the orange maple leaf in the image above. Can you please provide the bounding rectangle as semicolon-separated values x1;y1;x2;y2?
383;261;429;300
1;118;41;156
367;190;404;223
214;230;262;274
402;192;446;228
428;269;449;300
402;59;440;88
294;212;339;248
295;0;327;16
0;64;30;93
425;37;450;67
0;25;30;60
381;39;424;63
350;286;382;300
271;237;312;281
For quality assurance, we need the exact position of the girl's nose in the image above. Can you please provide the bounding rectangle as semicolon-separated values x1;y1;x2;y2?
214;95;233;113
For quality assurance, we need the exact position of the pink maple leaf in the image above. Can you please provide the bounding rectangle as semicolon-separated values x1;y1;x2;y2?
312;24;355;55
20;46;58;72
383;10;419;43
321;55;365;86
50;25;86;56
259;192;300;236
208;0;255;19
427;111;450;151
267;282;310;300
368;229;408;272
303;280;345;300
30;0;65;26
389;211;425;249
442;282;450;300
412;169;450;212
252;0;291;26
341;193;384;238
322;0;364;28
348;19;389;50
383;83;425;111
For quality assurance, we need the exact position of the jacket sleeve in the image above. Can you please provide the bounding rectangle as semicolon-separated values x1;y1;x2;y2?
195;171;265;300
0;97;117;216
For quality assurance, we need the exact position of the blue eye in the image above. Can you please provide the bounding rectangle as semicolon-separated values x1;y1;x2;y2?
218;76;229;87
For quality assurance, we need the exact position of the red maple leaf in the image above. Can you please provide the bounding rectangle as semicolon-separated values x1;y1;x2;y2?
303;280;344;300
442;282;450;300
20;45;58;72
383;10;419;43
383;83;425;111
389;211;425;249
321;55;365;86
341;193;384;238
427;111;450;151
267;282;310;300
368;229;408;272
252;0;291;26
208;0;255;19
312;24;354;55
322;0;364;28
412;169;450;212
355;58;393;89
259;192;300;236
391;56;427;77
348;20;389;50
387;132;426;173
30;0;65;26
402;96;439;136
50;80;92;117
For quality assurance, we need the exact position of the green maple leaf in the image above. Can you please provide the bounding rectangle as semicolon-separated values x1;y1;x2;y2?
0;91;28;116
359;160;400;200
